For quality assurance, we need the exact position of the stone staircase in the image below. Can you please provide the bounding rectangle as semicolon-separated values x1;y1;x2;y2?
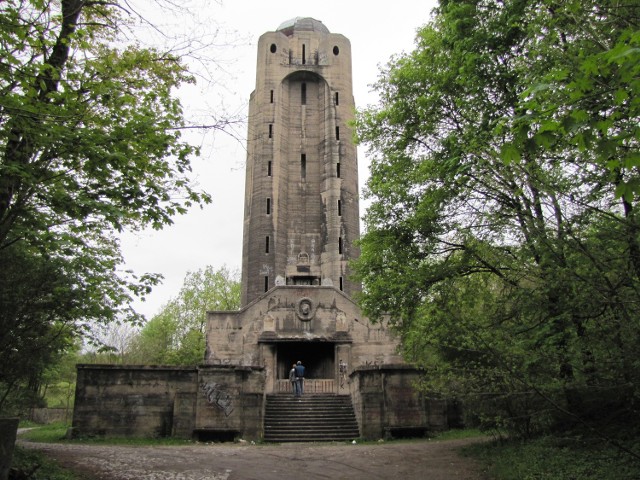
263;394;360;442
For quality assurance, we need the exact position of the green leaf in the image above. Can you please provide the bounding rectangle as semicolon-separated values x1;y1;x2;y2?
500;143;521;165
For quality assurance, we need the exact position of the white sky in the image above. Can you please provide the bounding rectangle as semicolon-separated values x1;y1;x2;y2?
121;0;438;318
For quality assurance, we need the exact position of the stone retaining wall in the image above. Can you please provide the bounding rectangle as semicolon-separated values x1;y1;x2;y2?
71;364;198;438
351;365;456;440
71;364;266;440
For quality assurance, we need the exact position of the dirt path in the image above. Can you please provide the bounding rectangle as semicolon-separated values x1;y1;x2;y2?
20;438;488;480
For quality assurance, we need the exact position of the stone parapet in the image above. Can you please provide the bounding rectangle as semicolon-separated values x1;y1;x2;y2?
350;366;454;440
71;364;198;439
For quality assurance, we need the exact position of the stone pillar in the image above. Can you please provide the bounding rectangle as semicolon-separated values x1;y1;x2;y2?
0;417;19;480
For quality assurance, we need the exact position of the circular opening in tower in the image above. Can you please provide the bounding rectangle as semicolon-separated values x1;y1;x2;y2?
333;45;340;56
270;43;277;53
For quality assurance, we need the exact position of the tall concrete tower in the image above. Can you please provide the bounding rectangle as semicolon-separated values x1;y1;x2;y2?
241;17;360;306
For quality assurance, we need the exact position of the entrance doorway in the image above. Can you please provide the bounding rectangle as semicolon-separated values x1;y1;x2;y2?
276;342;334;380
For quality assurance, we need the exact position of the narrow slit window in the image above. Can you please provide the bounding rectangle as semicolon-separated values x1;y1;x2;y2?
264;276;269;292
339;277;344;291
336;162;341;178
338;237;343;254
270;90;274;103
301;83;307;105
268;124;273;138
335;126;340;140
267;161;272;176
266;198;271;214
302;44;306;64
337;199;342;216
265;236;270;253
301;154;306;181
335;92;339;105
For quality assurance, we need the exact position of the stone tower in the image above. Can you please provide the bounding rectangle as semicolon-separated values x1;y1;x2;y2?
241;17;360;306
203;17;402;387
71;19;456;443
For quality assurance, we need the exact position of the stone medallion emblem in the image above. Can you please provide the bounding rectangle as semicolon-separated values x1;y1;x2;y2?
295;297;316;321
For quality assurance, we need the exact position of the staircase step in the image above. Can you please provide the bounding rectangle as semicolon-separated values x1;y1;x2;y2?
263;394;359;443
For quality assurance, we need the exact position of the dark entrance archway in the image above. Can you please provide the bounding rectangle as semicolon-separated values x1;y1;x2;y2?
276;342;334;380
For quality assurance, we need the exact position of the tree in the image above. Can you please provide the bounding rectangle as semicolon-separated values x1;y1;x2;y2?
355;0;640;438
128;265;240;365
0;0;232;412
0;243;77;411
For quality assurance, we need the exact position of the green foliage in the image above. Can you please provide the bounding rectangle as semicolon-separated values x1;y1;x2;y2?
355;0;640;439
20;422;192;445
467;436;640;480
0;1;212;411
11;446;85;480
429;428;485;441
127;265;241;365
19;422;71;443
0;243;80;412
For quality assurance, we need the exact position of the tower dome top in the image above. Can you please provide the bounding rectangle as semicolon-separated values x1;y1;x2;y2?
276;17;330;36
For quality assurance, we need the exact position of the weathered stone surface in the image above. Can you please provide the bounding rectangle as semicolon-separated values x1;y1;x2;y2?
195;365;265;441
351;366;455;440
206;286;402;385
72;365;266;441
71;365;198;438
240;18;360;306
29;408;70;424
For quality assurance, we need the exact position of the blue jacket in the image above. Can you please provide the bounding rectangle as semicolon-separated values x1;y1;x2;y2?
294;364;306;378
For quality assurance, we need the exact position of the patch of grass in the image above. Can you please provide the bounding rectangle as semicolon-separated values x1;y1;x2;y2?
430;428;485;441
70;436;195;446
11;446;87;480
19;422;70;442
465;436;640;480
20;423;195;446
350;428;486;445
18;419;40;428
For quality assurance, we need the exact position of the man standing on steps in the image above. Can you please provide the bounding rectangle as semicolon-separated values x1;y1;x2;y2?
289;363;298;396
294;361;306;397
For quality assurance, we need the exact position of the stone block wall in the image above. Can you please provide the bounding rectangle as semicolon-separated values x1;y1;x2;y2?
30;408;70;424
195;365;266;441
351;365;452;440
71;365;198;438
71;364;267;441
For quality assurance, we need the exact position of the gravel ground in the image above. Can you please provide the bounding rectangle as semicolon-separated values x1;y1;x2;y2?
19;437;488;480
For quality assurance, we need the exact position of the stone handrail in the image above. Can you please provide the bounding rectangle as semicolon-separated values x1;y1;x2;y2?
275;379;335;394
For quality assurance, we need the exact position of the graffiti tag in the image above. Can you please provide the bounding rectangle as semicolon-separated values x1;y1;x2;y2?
200;382;234;416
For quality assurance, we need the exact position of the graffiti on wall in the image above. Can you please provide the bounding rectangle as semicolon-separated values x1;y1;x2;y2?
200;382;234;416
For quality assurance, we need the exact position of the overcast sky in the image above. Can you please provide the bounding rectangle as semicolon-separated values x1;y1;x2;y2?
121;0;439;318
